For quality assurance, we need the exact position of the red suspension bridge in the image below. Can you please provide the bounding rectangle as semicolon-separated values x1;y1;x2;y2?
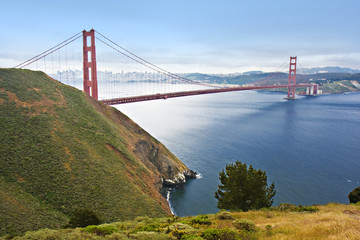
15;29;318;104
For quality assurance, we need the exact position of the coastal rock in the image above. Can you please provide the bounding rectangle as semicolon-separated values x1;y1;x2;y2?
163;170;197;188
184;170;197;179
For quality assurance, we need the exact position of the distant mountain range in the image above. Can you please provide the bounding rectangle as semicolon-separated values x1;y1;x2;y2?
182;69;360;86
238;67;360;75
300;67;360;74
207;67;360;75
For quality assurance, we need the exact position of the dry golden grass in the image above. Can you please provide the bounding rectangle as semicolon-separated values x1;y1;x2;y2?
227;203;360;239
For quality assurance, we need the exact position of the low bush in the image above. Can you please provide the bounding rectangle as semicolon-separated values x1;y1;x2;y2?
297;206;319;213
135;216;151;222
190;215;212;226
215;211;233;220
232;219;256;231
132;231;172;240
276;203;319;213
265;225;272;237
82;225;117;236
276;203;297;211
136;223;161;232
201;228;240;240
181;234;203;240
171;228;186;239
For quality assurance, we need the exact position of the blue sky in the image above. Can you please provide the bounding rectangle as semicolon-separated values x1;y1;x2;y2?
1;0;359;73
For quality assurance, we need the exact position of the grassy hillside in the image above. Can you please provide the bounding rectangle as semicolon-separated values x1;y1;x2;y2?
0;69;191;236
4;203;360;239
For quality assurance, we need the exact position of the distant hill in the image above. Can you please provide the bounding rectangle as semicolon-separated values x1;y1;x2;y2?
0;69;194;236
301;66;360;74
182;71;360;93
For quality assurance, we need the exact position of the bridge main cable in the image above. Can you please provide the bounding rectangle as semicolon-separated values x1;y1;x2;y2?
14;31;83;69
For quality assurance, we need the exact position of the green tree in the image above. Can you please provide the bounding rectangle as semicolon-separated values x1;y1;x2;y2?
348;186;360;204
215;161;275;211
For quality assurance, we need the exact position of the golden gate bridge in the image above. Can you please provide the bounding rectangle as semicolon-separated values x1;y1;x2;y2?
15;29;319;104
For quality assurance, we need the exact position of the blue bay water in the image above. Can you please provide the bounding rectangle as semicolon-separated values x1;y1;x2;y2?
115;91;360;216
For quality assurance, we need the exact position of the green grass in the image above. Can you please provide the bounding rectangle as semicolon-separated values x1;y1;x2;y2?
0;69;189;236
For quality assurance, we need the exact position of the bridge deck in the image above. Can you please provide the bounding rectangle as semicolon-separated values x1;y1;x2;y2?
101;84;312;105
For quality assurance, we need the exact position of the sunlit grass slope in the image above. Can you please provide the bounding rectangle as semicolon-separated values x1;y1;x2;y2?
0;69;189;236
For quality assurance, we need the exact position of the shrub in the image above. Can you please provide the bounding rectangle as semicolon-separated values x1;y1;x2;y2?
276;203;318;213
277;203;297;211
201;228;240;240
67;209;101;228
215;211;234;220
348;186;360;203
135;216;151;222
136;223;161;232
190;215;212;226
265;224;272;236
181;234;203;240
132;231;172;240
83;225;117;236
170;223;194;231
232;219;256;231
171;229;186;239
297;206;319;213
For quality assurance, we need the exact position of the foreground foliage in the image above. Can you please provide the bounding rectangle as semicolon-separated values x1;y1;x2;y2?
4;203;360;240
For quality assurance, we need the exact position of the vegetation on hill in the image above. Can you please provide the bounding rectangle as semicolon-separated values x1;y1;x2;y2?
4;203;360;240
0;69;192;236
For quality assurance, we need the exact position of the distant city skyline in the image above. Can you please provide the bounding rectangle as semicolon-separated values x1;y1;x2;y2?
1;0;359;73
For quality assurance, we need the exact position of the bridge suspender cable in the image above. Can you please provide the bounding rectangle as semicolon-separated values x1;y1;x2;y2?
14;32;83;69
95;31;216;88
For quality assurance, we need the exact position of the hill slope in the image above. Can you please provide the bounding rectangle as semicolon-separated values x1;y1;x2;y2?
0;69;193;236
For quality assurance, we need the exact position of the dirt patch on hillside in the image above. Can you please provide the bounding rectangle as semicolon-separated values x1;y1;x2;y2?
63;146;75;171
1;88;66;116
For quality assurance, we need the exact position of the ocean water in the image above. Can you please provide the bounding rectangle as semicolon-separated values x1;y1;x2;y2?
115;90;360;216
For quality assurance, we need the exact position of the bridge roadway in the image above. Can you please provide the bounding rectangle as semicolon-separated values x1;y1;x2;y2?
101;84;313;105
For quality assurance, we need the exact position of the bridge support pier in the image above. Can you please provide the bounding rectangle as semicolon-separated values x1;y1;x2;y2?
83;29;98;100
286;56;297;100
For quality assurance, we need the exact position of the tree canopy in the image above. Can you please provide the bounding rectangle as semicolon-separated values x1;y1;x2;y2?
348;186;360;204
215;161;275;211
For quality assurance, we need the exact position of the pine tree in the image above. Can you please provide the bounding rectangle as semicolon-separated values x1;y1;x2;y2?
215;161;275;211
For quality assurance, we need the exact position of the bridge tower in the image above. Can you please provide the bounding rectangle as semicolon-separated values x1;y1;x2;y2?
287;56;297;99
83;29;98;100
